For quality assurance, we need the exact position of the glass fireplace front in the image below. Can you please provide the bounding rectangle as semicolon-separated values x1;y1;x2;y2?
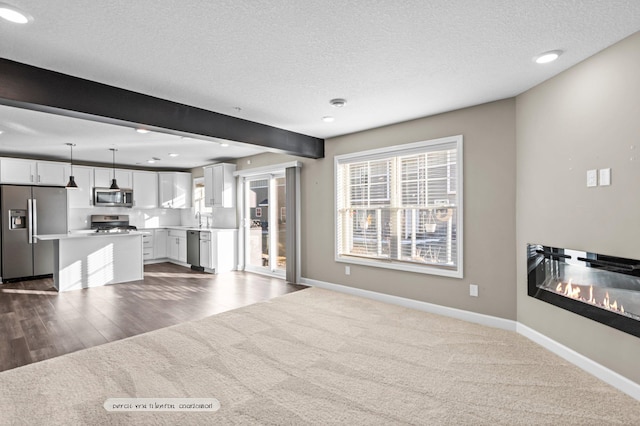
527;244;640;338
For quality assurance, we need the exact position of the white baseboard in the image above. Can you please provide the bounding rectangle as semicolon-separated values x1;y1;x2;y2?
300;277;517;331
143;259;167;265
516;323;640;401
300;277;640;402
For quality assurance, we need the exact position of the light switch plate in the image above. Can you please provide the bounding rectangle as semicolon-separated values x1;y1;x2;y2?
599;168;611;186
469;284;479;297
586;169;598;187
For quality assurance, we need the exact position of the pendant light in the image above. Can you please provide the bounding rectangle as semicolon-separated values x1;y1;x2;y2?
65;143;78;189
109;148;119;190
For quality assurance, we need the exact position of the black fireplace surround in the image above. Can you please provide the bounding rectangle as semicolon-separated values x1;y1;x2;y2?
527;244;640;338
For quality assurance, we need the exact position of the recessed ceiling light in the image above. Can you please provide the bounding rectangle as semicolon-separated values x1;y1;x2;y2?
534;50;563;64
330;98;347;108
0;4;32;24
136;128;150;134
220;143;229;147
147;159;156;164
168;153;179;157
322;116;335;123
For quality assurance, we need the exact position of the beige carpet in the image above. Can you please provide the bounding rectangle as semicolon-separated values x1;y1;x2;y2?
0;287;638;425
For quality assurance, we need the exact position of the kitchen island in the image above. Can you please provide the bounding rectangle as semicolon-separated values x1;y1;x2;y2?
35;232;144;292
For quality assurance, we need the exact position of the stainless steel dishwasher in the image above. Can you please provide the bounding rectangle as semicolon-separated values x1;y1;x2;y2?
187;230;202;269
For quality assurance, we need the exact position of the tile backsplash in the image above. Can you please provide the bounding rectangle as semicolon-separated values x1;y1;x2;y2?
68;206;237;230
68;207;182;230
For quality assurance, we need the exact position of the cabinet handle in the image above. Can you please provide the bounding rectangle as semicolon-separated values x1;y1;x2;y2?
38;175;41;183
31;175;34;182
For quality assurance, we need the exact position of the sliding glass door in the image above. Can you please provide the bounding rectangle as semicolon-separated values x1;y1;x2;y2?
244;173;286;276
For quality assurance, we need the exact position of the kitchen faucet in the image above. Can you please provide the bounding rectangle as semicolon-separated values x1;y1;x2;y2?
195;211;202;228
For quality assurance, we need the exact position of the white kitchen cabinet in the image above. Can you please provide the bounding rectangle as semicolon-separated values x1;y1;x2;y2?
203;163;236;208
36;161;71;186
158;172;192;209
132;171;158;208
154;229;168;259
168;229;187;262
142;231;154;261
200;232;211;268
94;167;133;188
202;229;237;273
67;165;95;208
0;158;70;186
0;158;34;184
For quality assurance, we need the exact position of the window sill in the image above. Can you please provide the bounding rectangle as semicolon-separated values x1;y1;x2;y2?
336;255;463;279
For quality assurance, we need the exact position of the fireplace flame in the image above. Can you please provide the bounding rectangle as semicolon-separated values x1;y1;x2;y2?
554;280;625;316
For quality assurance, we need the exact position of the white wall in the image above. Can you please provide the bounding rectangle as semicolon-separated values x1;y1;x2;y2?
68;207;182;230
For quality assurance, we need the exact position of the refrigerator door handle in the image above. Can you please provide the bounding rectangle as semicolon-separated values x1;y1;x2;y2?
32;199;38;244
27;198;34;244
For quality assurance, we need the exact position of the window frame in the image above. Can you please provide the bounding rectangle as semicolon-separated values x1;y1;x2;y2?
193;177;212;216
334;135;463;278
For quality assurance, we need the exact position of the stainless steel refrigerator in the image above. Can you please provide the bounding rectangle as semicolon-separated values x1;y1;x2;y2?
0;185;67;282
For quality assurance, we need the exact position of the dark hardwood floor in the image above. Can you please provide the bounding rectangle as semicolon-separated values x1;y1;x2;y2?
0;263;307;372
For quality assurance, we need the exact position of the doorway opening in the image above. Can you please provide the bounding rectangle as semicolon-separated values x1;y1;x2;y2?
244;173;286;276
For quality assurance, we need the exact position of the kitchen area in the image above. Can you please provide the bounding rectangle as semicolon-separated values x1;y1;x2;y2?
0;155;238;292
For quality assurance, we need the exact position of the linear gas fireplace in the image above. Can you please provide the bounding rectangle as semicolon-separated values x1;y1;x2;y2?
527;244;640;338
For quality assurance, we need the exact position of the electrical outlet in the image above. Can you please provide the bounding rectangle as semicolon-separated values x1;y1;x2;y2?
345;266;351;275
469;284;479;297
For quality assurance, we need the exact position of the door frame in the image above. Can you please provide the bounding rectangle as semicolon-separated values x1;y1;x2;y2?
235;161;301;281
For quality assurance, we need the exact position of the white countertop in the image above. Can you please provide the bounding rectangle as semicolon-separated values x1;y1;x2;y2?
139;226;237;232
36;231;145;241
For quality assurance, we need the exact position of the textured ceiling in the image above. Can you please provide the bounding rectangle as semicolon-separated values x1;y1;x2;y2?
1;0;640;167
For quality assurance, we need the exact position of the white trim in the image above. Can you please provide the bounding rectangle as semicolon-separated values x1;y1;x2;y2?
246;265;285;278
335;256;463;278
334;135;462;162
295;166;302;284
300;276;640;401
300;277;515;331
240;166;302;282
234;161;302;177
516;323;640;401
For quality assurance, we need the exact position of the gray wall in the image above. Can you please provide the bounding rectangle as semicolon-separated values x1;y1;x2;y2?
237;99;517;320
516;32;640;383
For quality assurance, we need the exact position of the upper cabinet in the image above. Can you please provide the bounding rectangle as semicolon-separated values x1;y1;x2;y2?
132;171;158;208
35;161;71;186
94;167;133;189
203;163;236;208
158;172;192;209
0;156;190;211
0;158;70;186
67;165;95;208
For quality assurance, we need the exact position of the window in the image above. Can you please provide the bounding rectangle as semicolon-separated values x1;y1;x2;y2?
335;135;463;278
193;177;212;216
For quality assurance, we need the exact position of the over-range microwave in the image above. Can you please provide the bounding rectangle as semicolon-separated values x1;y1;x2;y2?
93;188;133;207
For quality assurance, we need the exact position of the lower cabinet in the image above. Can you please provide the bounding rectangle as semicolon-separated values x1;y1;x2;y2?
200;229;237;273
142;228;234;272
200;236;211;269
140;229;169;263
168;230;187;263
142;231;154;261
154;229;168;259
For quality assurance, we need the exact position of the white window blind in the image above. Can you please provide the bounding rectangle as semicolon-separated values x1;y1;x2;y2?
335;135;463;278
